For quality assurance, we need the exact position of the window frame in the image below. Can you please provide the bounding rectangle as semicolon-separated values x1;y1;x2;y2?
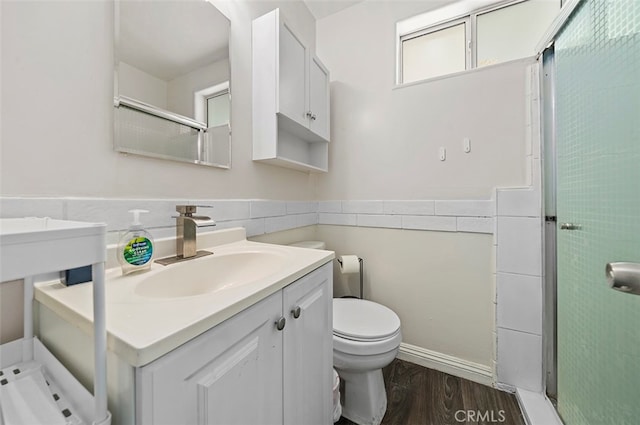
193;80;230;128
399;16;471;84
397;0;556;85
205;89;230;128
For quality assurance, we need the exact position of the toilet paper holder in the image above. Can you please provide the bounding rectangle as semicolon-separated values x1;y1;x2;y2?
337;256;364;299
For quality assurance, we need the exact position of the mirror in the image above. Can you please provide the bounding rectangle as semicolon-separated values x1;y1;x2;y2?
114;0;231;168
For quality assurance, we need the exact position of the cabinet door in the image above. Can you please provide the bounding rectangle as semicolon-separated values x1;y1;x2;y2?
136;292;283;425
278;22;307;128
308;56;330;141
283;263;333;425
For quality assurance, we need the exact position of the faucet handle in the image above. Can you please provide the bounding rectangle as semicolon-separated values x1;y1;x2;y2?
176;205;196;215
175;205;213;215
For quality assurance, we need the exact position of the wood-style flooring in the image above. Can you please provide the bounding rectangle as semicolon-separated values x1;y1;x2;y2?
336;359;525;425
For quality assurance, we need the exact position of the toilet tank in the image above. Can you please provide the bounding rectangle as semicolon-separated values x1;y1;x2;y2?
289;240;326;250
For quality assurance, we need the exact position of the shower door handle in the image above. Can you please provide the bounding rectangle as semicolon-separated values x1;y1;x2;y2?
606;262;640;296
560;223;581;230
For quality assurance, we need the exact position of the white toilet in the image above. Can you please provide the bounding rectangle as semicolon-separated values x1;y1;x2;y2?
289;241;402;425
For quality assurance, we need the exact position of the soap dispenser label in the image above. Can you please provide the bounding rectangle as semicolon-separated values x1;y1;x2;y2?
123;237;153;266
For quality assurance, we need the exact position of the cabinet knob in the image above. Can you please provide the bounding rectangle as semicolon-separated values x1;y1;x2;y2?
310;114;317;121
275;316;286;331
291;306;301;319
306;111;313;119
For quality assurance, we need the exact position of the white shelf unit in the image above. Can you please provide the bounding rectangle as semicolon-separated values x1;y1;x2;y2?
0;218;110;425
252;8;330;173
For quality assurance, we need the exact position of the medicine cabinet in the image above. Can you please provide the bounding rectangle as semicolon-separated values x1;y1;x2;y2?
252;9;330;173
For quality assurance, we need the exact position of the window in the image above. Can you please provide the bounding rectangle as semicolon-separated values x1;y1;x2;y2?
476;0;561;67
398;0;561;84
402;20;469;83
194;81;230;128
206;90;230;128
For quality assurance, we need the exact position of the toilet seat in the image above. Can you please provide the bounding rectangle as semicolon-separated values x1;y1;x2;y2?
333;298;401;342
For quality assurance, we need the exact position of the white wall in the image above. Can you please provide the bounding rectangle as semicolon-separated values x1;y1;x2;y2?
167;58;230;118
315;0;530;200
119;62;168;109
0;0;317;199
318;225;495;367
311;0;534;378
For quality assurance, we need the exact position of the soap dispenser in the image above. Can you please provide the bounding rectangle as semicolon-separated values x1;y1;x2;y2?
118;209;154;275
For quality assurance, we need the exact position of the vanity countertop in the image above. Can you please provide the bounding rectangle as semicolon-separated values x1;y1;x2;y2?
35;228;334;367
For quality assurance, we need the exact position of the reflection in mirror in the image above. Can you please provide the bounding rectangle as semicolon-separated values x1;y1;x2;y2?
114;0;231;168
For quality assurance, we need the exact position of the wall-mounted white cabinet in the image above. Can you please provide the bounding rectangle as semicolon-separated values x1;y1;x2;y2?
252;8;330;173
135;264;333;424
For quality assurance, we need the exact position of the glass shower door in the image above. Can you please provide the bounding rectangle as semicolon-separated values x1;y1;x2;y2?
554;0;640;424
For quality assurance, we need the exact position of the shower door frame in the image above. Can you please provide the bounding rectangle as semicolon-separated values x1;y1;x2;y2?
537;0;584;404
541;46;557;402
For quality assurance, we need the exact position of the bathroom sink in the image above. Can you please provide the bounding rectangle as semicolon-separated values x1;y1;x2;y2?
35;228;335;366
135;251;287;298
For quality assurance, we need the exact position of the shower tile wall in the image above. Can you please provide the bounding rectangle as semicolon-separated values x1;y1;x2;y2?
495;187;544;393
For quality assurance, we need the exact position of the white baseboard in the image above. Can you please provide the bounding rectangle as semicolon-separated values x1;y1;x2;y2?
397;342;494;387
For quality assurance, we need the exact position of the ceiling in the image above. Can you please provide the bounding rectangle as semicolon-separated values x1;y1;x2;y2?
119;1;229;81
303;0;366;20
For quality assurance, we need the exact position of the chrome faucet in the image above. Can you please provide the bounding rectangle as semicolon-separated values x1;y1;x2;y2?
174;205;216;258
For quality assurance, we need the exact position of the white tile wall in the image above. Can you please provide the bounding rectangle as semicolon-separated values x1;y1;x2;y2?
497;328;542;392
249;200;287;218
383;200;435;215
318;213;357;226
296;213;318;227
435;200;494;217
66;199;178;232
319;200;493;234
497;188;541;218
456;217;494;234
206;200;250;221
356;214;402;229
318;201;342;213
497;273;542;335
497;217;542;276
286;201;317;215
215;219;266;238
401;215;456;232
341;200;384;214
0;198;315;244
0;197;66;219
1;197;497;237
265;215;298;233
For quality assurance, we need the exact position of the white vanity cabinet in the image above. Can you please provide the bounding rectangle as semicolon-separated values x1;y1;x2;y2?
283;263;333;425
136;263;332;425
252;8;330;173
